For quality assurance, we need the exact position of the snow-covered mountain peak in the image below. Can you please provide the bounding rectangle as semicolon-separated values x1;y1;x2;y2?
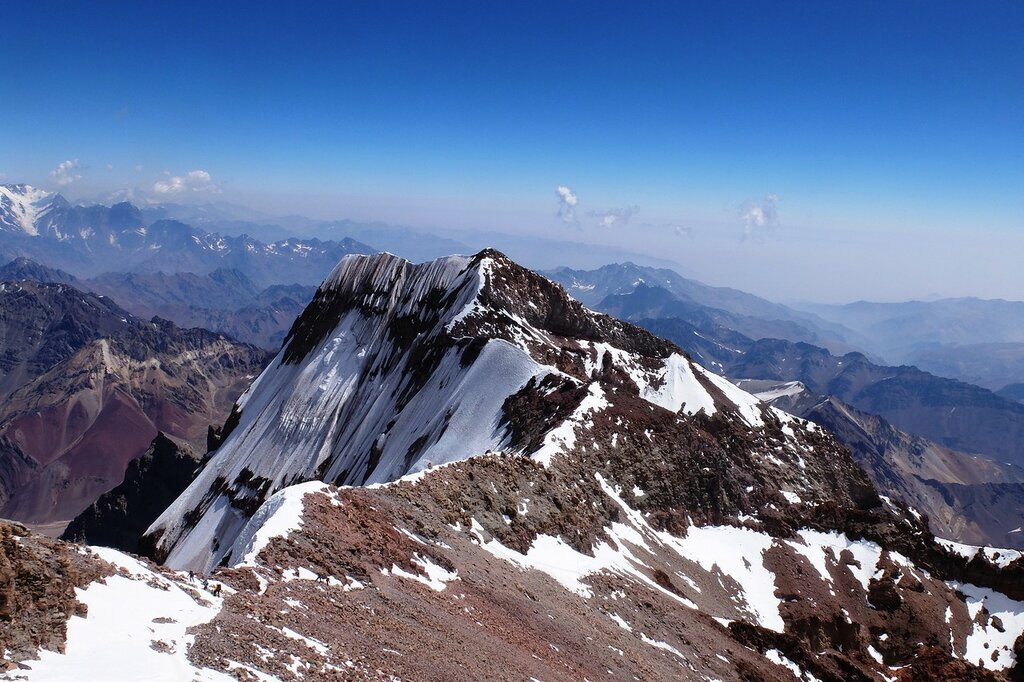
144;249;827;572
0;183;61;235
281;251;481;362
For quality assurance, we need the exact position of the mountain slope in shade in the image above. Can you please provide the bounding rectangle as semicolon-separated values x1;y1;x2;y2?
0;256;77;285
998;383;1024;403
84;269;315;349
0;258;315;349
61;433;199;551
0;281;270;525
728;338;1024;468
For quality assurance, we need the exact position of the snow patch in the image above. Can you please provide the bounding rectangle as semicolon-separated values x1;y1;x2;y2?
22;548;231;681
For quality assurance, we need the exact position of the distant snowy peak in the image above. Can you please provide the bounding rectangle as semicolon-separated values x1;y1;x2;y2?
145;249;822;572
0;184;62;235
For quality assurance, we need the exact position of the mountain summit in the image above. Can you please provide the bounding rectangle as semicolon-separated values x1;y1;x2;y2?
145;249;858;572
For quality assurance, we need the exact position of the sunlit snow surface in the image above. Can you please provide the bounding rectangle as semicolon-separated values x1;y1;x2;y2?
231;481;336;567
936;537;1023;568
0;184;55;236
952;582;1024;670
21;548;231;682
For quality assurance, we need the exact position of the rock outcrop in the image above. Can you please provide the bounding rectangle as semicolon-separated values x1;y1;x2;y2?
61;433;199;552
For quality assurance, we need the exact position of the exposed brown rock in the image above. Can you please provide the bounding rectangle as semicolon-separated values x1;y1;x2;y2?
0;520;113;664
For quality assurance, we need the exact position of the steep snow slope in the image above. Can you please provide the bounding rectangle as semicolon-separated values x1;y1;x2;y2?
0;184;57;235
145;250;829;572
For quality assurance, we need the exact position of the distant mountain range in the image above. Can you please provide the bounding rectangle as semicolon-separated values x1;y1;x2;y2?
0;279;269;526
796;297;1024;392
0;257;314;349
14;181;1024;394
546;264;866;356
0;184;374;287
634;310;1024;469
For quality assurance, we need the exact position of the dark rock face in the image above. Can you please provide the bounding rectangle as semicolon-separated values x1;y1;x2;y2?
472;251;678;362
61;434;198;552
0;257;77;285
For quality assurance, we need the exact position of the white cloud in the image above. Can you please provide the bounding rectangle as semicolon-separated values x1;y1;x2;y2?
672;224;693;238
152;169;221;194
740;193;779;240
555;185;578;223
590;205;639;229
105;163;114;171
50;159;82;186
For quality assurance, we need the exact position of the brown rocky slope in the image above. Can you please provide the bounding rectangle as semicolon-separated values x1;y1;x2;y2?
0;280;271;527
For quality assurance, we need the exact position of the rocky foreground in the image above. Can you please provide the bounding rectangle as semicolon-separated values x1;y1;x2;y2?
4;446;1024;681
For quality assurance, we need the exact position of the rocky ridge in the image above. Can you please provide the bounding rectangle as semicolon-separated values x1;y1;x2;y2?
743;380;1024;550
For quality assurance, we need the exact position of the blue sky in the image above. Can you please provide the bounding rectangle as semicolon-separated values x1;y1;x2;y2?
2;1;1022;301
